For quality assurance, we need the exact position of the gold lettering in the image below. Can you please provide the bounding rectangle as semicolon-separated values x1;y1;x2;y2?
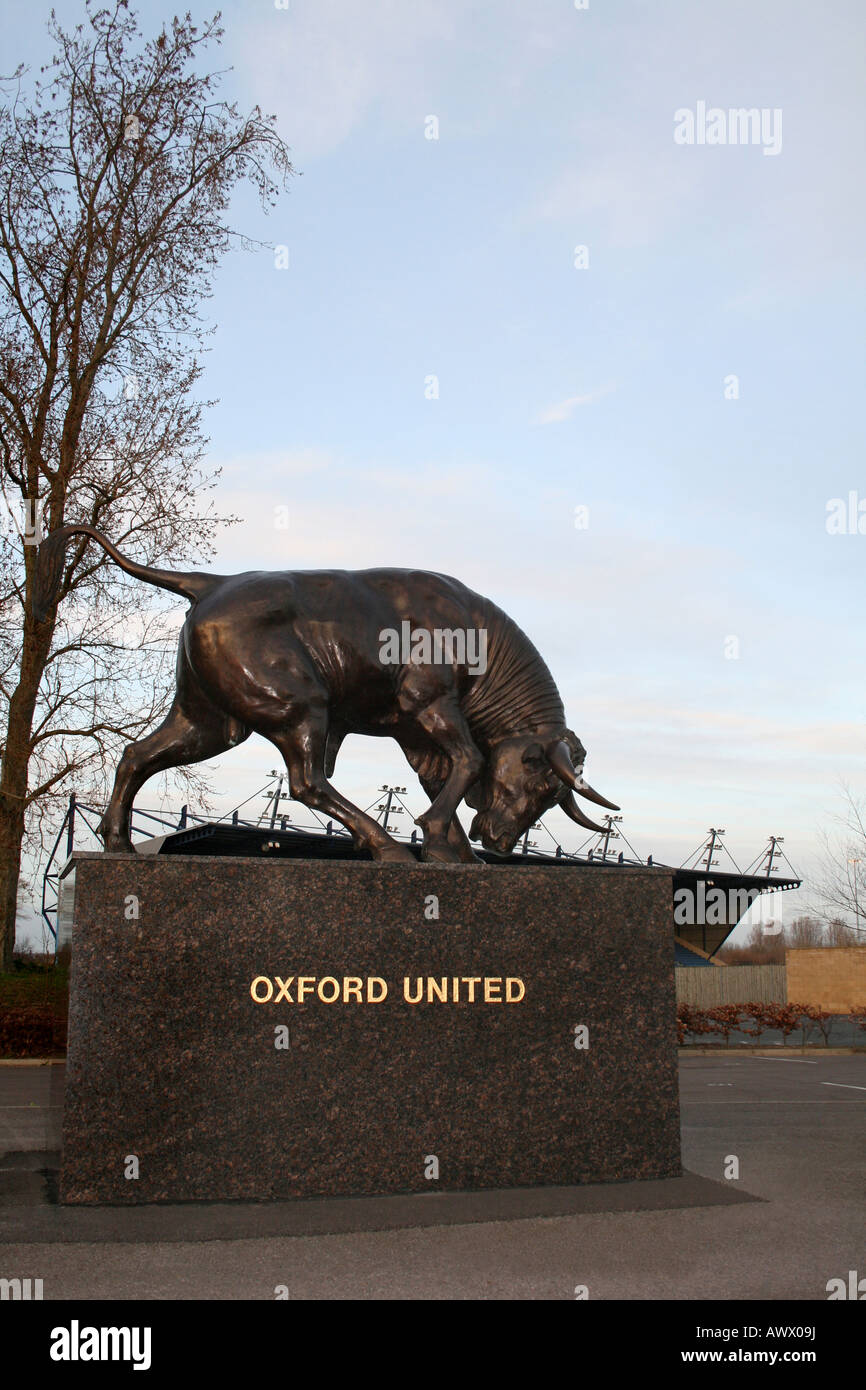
250;972;526;1005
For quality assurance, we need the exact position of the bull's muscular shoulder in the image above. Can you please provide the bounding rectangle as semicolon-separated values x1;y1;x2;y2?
358;568;487;615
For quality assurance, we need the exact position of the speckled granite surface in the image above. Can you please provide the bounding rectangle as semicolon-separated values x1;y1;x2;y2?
59;855;681;1204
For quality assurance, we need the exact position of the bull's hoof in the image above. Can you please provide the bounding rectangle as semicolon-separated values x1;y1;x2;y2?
446;833;484;863
371;841;417;865
421;841;465;864
99;826;135;854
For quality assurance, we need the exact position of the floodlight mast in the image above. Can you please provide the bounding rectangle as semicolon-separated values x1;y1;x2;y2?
702;827;725;872
600;814;623;862
377;785;407;835
261;770;289;830
765;834;784;878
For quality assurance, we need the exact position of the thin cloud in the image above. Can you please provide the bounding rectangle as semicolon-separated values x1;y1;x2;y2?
535;382;616;424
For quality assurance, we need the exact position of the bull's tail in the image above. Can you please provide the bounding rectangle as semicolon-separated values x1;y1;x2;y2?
32;525;219;623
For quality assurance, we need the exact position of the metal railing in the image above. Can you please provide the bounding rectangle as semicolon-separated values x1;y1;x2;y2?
40;780;800;942
40;779;353;939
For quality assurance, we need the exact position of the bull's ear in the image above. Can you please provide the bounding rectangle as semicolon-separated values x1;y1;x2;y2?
564;729;587;765
464;778;490;811
521;741;546;768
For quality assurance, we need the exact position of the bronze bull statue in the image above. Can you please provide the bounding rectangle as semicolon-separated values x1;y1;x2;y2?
34;526;619;862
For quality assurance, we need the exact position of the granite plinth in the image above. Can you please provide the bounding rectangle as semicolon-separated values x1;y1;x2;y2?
59;855;681;1204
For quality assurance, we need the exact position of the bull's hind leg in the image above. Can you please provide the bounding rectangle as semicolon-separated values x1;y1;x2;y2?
267;718;415;863
99;699;248;852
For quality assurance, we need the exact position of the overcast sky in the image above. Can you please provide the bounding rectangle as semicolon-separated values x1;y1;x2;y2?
5;0;865;939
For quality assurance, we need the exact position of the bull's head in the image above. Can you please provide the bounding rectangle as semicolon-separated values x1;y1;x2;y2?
466;728;619;857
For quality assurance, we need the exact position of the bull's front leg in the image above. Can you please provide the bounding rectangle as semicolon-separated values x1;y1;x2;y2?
417;771;481;863
406;696;484;863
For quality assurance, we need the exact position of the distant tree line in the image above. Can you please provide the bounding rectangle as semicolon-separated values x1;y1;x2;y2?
717;915;860;966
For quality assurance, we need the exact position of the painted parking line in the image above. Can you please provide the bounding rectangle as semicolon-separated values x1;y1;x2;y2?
745;1057;818;1064
822;1082;866;1091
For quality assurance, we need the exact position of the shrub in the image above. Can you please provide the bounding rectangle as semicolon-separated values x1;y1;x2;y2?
703;1004;743;1046
677;1001;863;1048
739;1001;776;1040
677;1003;713;1044
0;1004;67;1057
797;1004;834;1046
760;1002;803;1045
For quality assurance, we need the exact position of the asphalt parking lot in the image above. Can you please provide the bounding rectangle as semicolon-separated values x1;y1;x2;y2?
0;1055;863;1299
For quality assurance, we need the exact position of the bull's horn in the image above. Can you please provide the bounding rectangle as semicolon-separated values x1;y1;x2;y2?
561;793;607;834
574;778;620;811
547;739;620;811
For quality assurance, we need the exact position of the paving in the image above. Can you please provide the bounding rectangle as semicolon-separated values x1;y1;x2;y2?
0;1055;863;1299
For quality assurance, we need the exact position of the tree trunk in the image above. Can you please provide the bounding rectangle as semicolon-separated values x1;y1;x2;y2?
0;622;52;970
0;787;26;972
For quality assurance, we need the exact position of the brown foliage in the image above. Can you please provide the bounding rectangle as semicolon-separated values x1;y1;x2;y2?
677;1000;856;1047
703;1004;743;1045
738;1001;776;1038
676;1003;715;1044
797;1003;834;1045
0;1002;66;1056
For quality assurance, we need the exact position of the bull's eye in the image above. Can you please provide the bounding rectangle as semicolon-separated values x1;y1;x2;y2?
521;741;546;769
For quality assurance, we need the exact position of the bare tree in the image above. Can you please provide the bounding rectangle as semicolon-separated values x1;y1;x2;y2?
0;1;293;967
716;914;860;964
809;784;866;938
